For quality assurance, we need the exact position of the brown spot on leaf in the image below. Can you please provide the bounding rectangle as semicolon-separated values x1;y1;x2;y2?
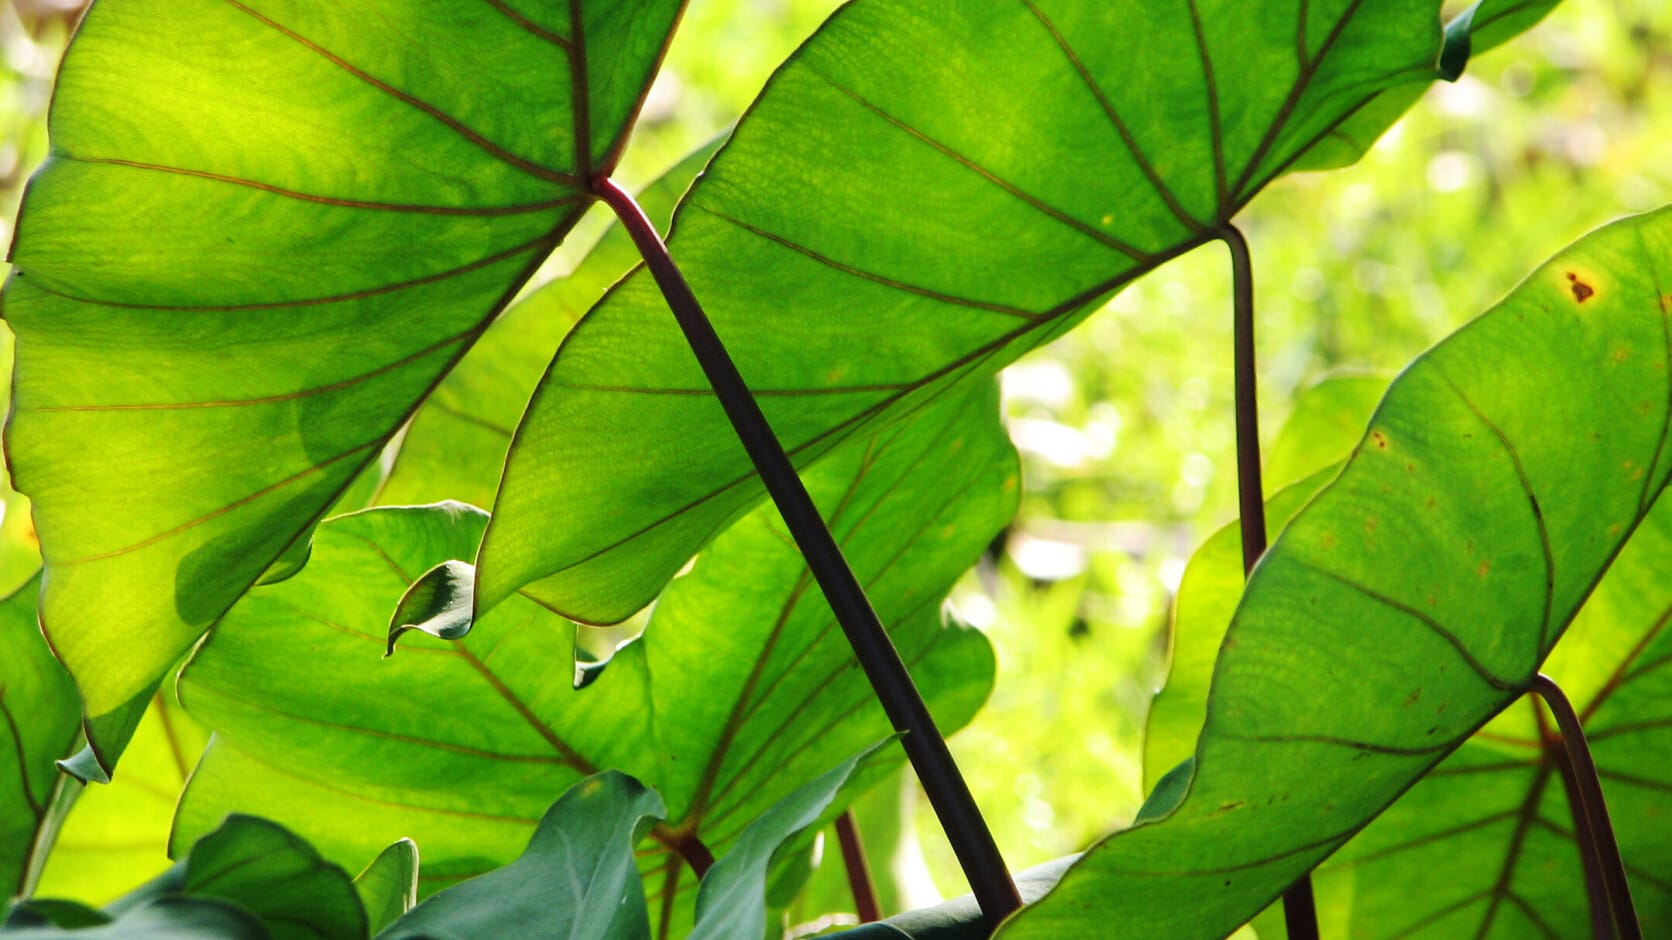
1403;688;1422;707
1567;271;1594;302
1370;430;1389;450
1364;516;1379;534
1476;559;1491;578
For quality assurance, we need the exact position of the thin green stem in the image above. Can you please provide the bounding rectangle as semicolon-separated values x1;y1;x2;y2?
1532;673;1641;940
836;810;883;923
594;178;1021;929
1221;223;1319;940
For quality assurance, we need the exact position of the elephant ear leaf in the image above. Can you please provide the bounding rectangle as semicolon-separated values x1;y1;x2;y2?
0;0;684;770
474;0;1551;623
996;208;1672;937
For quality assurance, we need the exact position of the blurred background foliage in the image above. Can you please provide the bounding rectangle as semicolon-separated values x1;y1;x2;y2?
2;0;1668;925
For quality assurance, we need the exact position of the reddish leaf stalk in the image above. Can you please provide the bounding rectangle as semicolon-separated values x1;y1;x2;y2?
1538;698;1613;940
594;178;1022;928
835;810;883;923
1532;673;1641;940
1221;223;1319;940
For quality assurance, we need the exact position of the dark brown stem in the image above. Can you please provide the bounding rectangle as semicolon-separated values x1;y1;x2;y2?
1537;697;1612;940
835;810;883;923
1532;673;1640;940
1222;223;1318;940
594;178;1021;928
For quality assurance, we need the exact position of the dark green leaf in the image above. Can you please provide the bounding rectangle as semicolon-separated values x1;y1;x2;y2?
3;900;107;931
0;0;684;770
0;896;266;939
112;815;363;940
477;0;1474;622
998;206;1672;937
0;574;79;899
385;560;475;654
376;772;661;940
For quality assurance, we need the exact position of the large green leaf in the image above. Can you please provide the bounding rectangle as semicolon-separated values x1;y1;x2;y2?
376;772;661;940
0;0;684;768
1262;491;1672;938
375;137;724;511
996;207;1672;936
475;0;1518;622
1;573;79;901
173;386;1007;926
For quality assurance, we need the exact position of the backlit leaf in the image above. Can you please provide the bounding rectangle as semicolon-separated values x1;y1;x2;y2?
997;205;1672;938
1;0;684;769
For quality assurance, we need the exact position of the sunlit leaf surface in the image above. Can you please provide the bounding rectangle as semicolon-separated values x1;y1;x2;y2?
998;207;1672;937
0;0;683;767
479;0;1475;621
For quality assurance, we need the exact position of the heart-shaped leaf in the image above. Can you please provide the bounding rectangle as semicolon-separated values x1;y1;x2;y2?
0;0;684;768
376;772;661;940
476;0;1525;622
995;206;1672;936
172;384;1008;928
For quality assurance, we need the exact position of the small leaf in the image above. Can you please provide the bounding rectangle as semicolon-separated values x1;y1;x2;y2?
385;560;476;655
1134;760;1193;828
690;742;888;940
352;840;418;937
376;772;662;940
